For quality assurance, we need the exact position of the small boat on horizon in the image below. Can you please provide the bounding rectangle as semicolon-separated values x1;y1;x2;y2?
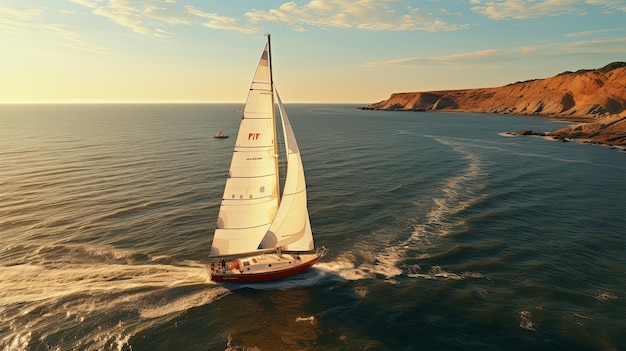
213;128;228;138
208;35;326;283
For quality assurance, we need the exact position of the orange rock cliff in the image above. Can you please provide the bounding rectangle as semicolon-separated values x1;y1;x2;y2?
363;62;626;147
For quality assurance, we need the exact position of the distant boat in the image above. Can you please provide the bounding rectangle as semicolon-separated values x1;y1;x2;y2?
209;35;327;283
213;129;228;138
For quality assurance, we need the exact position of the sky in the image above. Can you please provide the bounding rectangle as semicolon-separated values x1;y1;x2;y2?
1;0;625;103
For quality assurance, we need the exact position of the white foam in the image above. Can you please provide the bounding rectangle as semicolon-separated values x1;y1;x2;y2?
406;265;481;281
295;316;316;325
372;245;404;279
354;286;368;298
410;136;485;243
2;331;31;351
139;286;230;318
315;259;375;281
1;262;213;306
595;291;618;301
0;260;221;351
519;310;536;330
224;334;262;351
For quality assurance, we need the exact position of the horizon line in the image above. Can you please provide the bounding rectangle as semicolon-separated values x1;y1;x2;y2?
0;100;369;105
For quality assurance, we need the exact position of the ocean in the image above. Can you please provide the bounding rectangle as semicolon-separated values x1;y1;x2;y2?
1;104;624;351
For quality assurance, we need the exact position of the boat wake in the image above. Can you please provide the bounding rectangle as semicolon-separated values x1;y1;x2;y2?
370;136;487;281
418;136;486;233
0;246;229;351
308;135;489;284
315;252;378;281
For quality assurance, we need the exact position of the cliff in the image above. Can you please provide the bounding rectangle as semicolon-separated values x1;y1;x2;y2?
363;62;626;147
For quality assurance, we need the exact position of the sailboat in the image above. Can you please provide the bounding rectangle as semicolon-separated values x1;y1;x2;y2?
213;128;228;138
209;35;327;283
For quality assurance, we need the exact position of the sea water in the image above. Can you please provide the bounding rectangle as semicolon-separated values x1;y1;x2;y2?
1;104;624;350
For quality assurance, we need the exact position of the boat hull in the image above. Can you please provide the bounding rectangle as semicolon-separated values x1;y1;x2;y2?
210;252;321;283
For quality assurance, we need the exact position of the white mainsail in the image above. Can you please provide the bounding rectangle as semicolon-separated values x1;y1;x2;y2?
211;37;313;256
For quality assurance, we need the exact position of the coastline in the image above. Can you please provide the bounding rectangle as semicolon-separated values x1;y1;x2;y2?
361;62;626;150
362;108;626;150
483;111;626;149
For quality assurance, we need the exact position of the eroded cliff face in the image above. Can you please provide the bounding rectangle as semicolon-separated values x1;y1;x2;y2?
364;62;626;120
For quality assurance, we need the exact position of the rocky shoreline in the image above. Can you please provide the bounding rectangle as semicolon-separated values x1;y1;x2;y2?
502;113;626;150
363;62;626;150
491;115;625;150
544;114;626;148
504;116;626;151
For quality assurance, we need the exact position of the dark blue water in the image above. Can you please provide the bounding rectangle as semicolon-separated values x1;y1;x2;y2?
1;104;624;350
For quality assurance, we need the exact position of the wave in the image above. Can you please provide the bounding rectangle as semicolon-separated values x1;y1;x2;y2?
0;248;226;351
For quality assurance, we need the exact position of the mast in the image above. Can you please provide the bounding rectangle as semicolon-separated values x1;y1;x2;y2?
267;34;274;89
267;33;281;206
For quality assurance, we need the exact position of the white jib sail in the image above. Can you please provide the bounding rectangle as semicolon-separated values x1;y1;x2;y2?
261;90;314;251
211;43;279;256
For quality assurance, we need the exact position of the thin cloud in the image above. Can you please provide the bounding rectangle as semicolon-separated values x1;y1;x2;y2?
471;0;626;20
471;0;583;20
143;5;194;25
0;4;110;54
584;0;626;13
557;36;626;54
186;6;257;34
245;0;471;32
73;0;192;37
0;5;43;34
92;0;152;36
62;40;112;55
69;1;258;35
68;0;98;9
42;23;81;42
565;27;623;37
365;37;626;66
365;49;508;66
42;23;111;54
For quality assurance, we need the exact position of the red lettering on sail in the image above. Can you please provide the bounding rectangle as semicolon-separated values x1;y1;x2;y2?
248;133;260;140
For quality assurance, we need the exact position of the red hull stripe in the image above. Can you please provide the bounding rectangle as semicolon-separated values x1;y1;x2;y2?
211;257;320;283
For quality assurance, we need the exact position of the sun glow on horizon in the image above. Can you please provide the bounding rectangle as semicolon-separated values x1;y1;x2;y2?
1;1;624;103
